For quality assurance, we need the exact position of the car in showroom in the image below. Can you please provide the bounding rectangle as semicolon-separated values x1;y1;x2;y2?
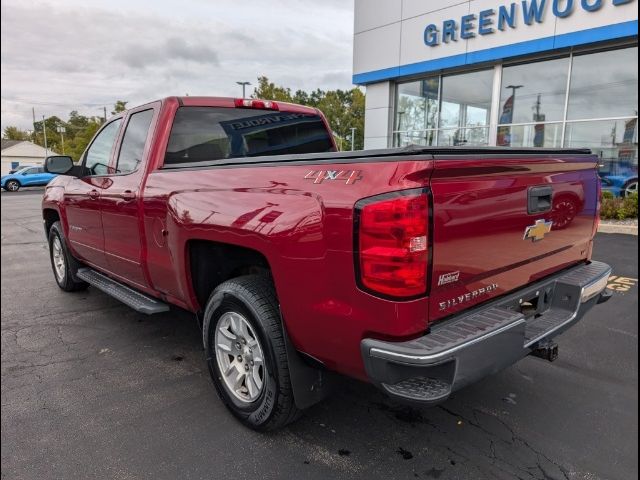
1;166;58;192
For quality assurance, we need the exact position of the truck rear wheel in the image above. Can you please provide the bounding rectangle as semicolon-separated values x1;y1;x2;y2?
203;275;300;430
48;221;89;292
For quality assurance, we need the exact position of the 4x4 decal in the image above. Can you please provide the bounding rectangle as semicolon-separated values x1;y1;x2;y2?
304;170;363;185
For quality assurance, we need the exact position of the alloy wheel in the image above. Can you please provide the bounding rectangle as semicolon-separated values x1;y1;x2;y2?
214;311;265;403
624;181;638;197
52;236;66;282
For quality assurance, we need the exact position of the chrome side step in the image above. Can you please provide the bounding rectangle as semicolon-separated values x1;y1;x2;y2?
76;268;169;315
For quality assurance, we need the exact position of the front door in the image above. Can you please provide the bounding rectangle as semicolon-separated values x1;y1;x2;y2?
100;107;157;289
64;119;123;269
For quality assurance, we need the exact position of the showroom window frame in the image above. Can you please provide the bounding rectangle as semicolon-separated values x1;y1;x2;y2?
391;40;639;149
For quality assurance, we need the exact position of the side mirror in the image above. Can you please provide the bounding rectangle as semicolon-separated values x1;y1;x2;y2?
45;155;74;175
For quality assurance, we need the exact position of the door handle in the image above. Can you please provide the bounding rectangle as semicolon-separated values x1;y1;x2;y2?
88;189;100;199
121;190;137;201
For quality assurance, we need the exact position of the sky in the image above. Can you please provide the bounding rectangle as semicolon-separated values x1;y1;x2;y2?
0;0;355;131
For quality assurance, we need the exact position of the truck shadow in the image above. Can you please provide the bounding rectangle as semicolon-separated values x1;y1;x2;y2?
136;306;569;480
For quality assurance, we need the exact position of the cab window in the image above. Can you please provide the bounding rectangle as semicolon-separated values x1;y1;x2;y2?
84;119;122;175
116;109;154;174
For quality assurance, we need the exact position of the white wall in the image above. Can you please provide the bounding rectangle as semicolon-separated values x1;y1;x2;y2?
1;156;43;175
364;82;394;150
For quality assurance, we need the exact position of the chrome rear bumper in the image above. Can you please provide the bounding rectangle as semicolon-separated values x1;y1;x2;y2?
361;261;612;404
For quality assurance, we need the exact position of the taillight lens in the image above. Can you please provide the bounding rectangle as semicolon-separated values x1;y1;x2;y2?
356;190;429;299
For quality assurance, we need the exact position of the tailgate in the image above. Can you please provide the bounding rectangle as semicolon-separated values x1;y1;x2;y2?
429;153;599;322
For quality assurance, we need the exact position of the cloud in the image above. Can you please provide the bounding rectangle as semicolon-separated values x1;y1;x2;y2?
1;0;354;130
117;38;220;69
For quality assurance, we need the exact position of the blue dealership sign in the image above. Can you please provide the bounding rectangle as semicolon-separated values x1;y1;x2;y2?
424;0;634;46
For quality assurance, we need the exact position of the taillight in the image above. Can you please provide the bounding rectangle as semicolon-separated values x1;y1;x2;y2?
355;189;430;299
234;98;279;110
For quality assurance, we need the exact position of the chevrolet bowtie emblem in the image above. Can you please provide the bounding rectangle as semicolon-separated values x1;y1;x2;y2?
524;219;553;242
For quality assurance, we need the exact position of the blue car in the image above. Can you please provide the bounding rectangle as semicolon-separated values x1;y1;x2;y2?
1;166;58;192
600;174;638;198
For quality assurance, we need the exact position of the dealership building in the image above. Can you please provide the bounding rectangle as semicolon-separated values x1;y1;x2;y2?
353;0;638;192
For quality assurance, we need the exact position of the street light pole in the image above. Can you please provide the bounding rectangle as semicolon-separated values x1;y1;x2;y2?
350;127;357;151
505;85;523;110
236;81;251;98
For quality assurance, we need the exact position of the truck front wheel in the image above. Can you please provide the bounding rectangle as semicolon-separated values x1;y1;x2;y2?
48;221;89;292
203;275;300;430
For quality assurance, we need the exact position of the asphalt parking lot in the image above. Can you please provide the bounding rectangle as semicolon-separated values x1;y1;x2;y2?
1;189;638;480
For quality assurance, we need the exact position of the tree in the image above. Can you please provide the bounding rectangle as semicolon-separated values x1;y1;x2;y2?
111;100;128;115
252;77;293;102
65;119;101;161
32;116;67;154
2;126;29;141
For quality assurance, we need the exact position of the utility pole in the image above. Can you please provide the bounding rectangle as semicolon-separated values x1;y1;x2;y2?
350;127;357;151
32;107;36;144
236;81;251;98
42;115;49;156
57;126;66;155
103;106;107;123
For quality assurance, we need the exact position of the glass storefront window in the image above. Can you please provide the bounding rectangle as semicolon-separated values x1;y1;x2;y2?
439;69;493;130
497;123;563;148
568;47;639;120
499;57;569;124
395;78;440;132
392;45;638;159
438;128;490;147
565;119;638;181
393;130;437;147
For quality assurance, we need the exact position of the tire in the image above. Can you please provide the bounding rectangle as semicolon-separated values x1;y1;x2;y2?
622;179;638;197
5;180;20;192
48;221;89;292
203;275;301;431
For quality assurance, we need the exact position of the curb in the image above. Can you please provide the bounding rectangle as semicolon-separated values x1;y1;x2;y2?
598;223;638;236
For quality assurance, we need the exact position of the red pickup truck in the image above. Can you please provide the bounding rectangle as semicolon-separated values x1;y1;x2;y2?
42;96;612;430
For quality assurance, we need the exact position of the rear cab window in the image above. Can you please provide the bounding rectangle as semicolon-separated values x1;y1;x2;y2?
164;107;335;166
116;109;154;174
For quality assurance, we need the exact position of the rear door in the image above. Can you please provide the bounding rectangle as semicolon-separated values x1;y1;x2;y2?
100;105;157;289
429;152;599;322
64;119;123;269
